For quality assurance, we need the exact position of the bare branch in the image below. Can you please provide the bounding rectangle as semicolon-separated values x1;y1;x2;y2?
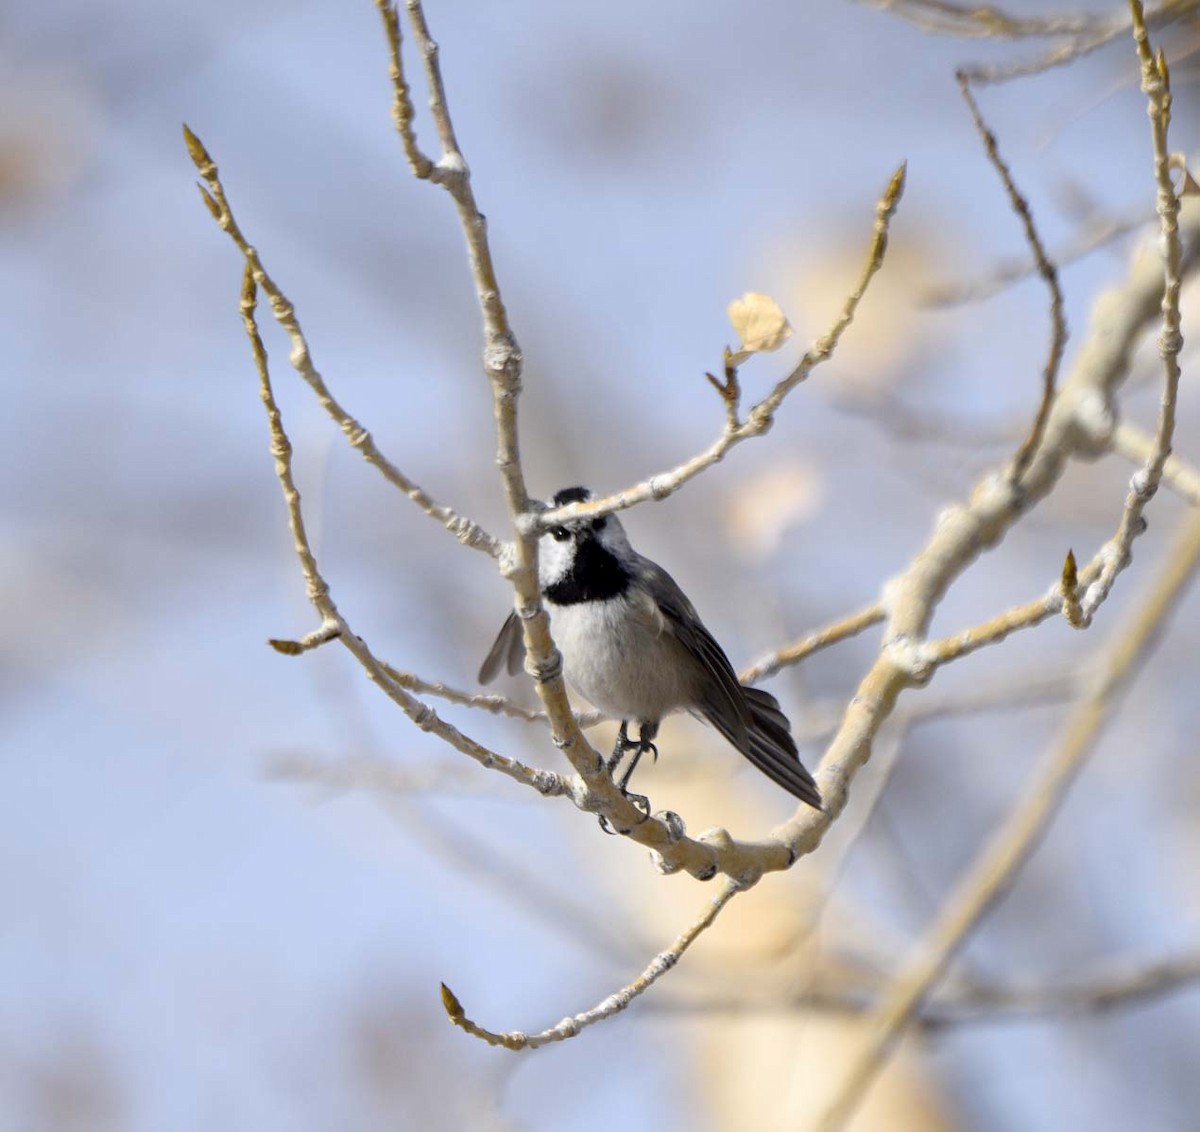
815;505;1200;1131
538;163;908;529
956;72;1067;485
442;879;741;1049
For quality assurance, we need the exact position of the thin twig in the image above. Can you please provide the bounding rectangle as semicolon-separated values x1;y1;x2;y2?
739;603;886;684
229;257;568;801
1072;1;1184;626
442;879;741;1049
182;127;502;559
815;505;1200;1131
956;72;1067;485
538;164;908;529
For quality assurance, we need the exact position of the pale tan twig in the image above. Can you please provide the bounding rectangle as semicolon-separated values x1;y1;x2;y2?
739;603;886;684
922;556;1101;667
538;164;908;529
441;879;741;1049
182;127;501;559
815;505;1200;1132
1072;3;1184;627
957;72;1066;485
1111;419;1200;505
230;257;568;802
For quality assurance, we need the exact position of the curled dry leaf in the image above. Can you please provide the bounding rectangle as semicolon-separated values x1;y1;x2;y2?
727;292;793;366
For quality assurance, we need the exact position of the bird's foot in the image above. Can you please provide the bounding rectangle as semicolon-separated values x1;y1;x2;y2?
597;788;653;835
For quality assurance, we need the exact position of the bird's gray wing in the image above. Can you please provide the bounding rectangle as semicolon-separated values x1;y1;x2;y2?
639;556;822;810
478;610;526;684
635;557;751;745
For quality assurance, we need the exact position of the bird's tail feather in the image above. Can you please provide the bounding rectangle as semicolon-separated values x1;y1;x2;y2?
706;686;823;811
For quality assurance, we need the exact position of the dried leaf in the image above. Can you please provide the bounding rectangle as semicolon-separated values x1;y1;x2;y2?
727;292;793;356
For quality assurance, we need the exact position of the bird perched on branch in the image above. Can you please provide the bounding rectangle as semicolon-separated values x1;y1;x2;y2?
480;486;822;818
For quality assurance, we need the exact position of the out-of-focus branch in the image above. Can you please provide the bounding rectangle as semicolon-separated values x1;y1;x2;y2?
956;72;1066;485
924;210;1150;308
857;0;1102;39
651;947;1200;1028
1112;420;1200;506
943;0;1200;88
816;504;1200;1131
538;164;908;529
375;661;610;727
442;879;741;1049
267;752;527;799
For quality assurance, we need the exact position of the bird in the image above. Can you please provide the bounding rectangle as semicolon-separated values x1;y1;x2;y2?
479;486;823;816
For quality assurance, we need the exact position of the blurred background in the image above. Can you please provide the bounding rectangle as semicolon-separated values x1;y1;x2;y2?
4;0;1200;1128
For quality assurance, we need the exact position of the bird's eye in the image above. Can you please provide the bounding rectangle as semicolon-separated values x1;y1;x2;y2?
550;526;571;542
591;515;608;532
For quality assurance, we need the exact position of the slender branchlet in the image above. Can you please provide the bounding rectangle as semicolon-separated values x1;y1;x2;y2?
955;71;1066;486
441;880;741;1049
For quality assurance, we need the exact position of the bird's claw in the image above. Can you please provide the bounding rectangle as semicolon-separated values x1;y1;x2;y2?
597;788;653;835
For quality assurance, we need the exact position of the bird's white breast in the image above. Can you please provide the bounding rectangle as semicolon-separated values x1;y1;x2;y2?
548;590;696;723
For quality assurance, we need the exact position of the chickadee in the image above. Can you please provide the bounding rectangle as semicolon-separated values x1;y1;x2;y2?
480;487;822;813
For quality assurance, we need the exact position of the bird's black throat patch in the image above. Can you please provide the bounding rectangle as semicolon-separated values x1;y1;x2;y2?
543;534;629;605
